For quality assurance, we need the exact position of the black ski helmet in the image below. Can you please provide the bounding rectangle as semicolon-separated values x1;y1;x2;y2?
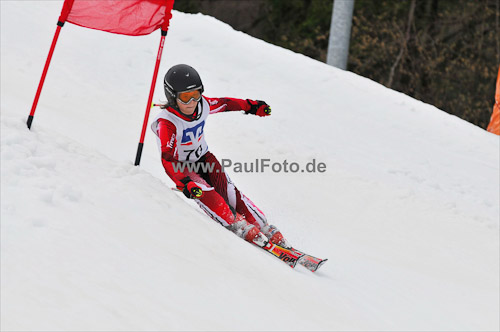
164;64;204;109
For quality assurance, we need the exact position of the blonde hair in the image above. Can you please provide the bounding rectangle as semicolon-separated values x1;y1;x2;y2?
157;100;168;109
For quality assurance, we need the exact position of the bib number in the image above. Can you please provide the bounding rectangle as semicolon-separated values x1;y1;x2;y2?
185;145;203;161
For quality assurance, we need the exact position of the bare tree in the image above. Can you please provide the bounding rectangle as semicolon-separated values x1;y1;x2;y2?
387;0;416;88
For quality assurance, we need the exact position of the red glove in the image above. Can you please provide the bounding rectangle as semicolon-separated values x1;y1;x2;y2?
179;177;203;199
246;99;271;117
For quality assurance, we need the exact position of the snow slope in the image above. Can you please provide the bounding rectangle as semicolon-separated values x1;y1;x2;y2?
1;1;499;331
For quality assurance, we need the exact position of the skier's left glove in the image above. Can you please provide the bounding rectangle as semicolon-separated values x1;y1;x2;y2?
245;99;271;117
179;177;204;199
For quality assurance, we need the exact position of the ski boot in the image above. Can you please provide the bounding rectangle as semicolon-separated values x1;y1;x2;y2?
261;224;291;248
229;220;269;247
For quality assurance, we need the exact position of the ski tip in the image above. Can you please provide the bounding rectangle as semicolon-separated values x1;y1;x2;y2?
314;259;328;272
307;258;328;272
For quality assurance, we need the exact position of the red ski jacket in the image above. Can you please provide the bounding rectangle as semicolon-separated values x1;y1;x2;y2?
156;96;253;188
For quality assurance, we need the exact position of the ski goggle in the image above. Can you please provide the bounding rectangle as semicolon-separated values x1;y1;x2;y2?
177;89;202;104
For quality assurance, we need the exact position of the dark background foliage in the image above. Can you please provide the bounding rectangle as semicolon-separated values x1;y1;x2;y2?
175;0;499;129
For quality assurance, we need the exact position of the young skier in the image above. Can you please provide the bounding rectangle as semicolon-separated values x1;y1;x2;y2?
151;64;290;249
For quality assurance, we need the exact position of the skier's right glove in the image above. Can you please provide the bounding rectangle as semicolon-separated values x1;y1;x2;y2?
245;99;271;117
179;177;204;199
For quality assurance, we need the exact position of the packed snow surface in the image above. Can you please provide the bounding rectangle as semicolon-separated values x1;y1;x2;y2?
1;2;499;331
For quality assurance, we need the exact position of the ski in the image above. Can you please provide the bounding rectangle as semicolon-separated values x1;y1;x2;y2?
171;189;327;271
258;242;327;272
260;242;304;268
293;248;328;272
